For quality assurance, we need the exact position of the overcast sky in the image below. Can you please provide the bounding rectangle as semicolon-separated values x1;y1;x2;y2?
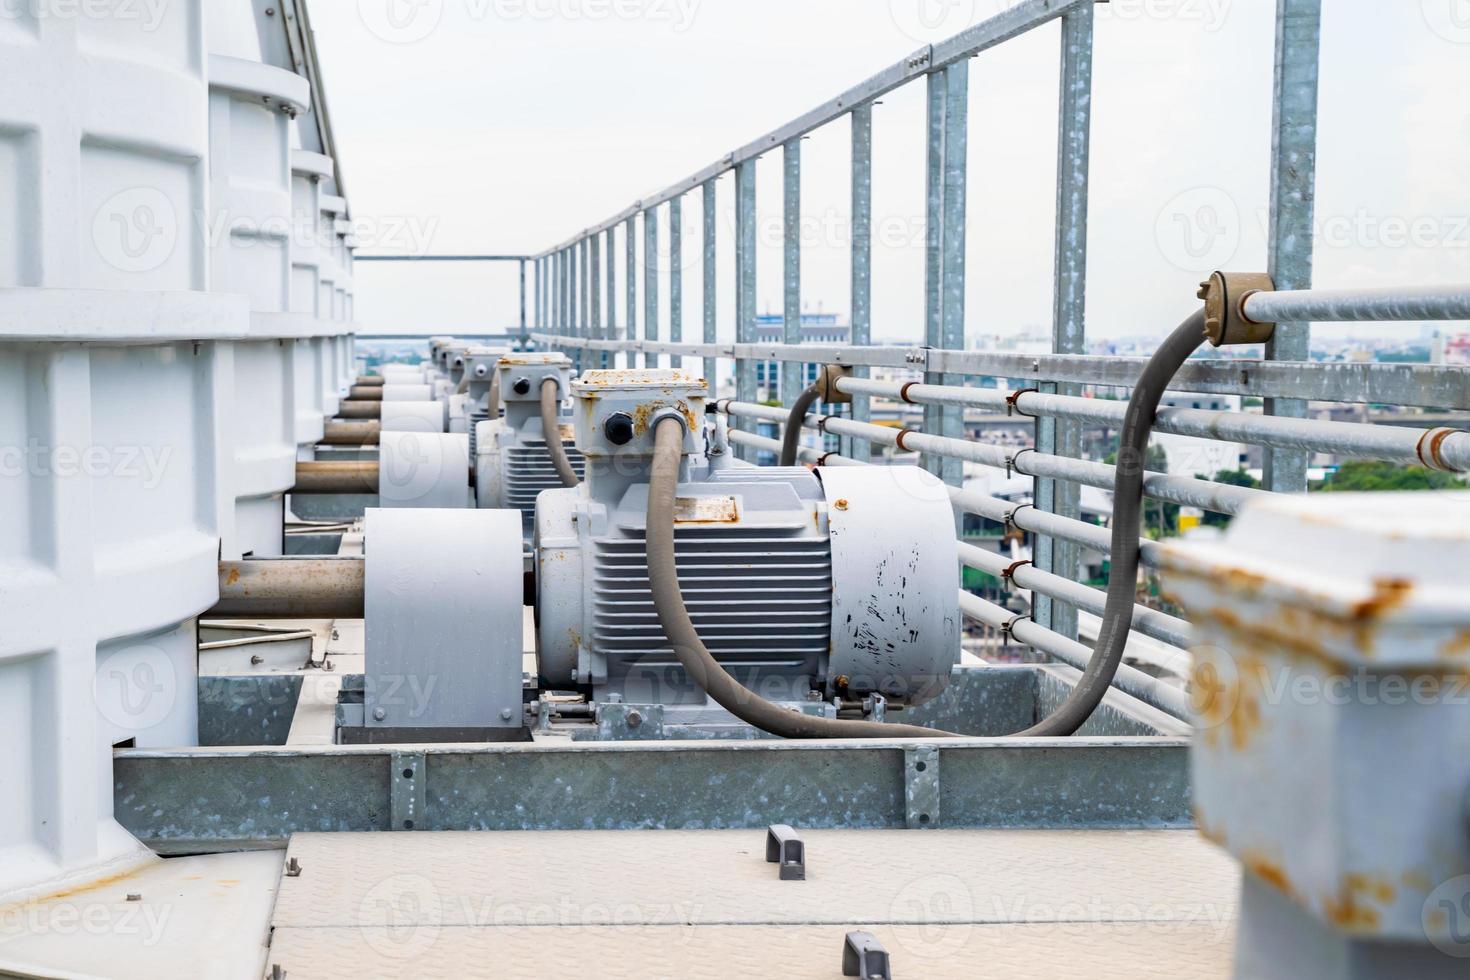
312;1;1470;346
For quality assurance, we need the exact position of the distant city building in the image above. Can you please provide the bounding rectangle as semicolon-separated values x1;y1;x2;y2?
754;312;850;397
1446;334;1470;365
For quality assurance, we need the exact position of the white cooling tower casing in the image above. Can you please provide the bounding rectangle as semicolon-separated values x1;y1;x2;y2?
286;150;341;455
0;2;248;904
207;55;311;558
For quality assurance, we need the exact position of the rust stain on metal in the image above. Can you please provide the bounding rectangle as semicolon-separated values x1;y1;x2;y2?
1414;426;1461;472
1349;578;1414;622
631;400;698;437
1440;630;1470;660
1242;851;1295;898
1323;873;1395;933
674;496;739;524
834;498;849;512
225;567;240;586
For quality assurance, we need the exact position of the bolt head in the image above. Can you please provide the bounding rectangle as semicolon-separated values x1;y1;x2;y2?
372;707;387;721
500;707;515;721
834;498;849;511
626;710;643;728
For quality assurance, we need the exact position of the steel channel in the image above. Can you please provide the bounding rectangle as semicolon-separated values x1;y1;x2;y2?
782;137;804;411
669;195;683;369
702;179;718;393
1263;0;1322;492
113;731;1190;848
518;258;527;346
849;104;874;463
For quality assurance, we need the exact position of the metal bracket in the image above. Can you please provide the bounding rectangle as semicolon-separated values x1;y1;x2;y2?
862;693;887;723
595;702;665;741
1001;614;1033;645
904;745;940;829
799;700;838;720
1005;387;1039;416
765;824;806;881
843;931;892;979
390;750;426;831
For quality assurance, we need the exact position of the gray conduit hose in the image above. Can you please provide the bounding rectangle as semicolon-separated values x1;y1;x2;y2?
1015;310;1206;736
541;377;580;488
779;384;823;467
648;416;958;739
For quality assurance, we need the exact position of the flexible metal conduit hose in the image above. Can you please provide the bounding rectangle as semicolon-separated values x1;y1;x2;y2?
647;416;957;738
778;384;823;467
541;377;580;488
1013;309;1207;736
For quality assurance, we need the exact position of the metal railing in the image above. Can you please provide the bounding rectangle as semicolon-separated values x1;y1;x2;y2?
518;0;1469;719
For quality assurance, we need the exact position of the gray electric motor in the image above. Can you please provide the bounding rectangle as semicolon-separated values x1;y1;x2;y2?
474;351;586;530
535;369;960;718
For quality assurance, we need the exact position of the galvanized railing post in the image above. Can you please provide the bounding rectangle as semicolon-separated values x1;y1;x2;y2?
922;70;945;476
782;137;804;412
645;208;659;368
1263;0;1321;493
578;237;589;373
1033;4;1093;641
590;234;602;365
519;258;527;349
936;61;968;490
625;215;638;370
702;178;718;394
604;227;616;369
849;103;873;464
735;158;758;460
670;195;683;369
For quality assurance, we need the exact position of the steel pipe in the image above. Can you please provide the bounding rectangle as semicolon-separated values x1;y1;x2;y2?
293;460;379;494
208;558;365;620
322;420;381;446
835;376;1470;473
957;592;1189;721
335;400;383;420
348;386;384;401
355;376;385;386
719;398;1265;515
1242;284;1470;324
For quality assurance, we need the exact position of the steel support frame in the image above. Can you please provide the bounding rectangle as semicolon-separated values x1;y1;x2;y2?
849;104;873;463
113;735;1190;849
644;208;659;368
781;137;803;411
1033;5;1093;640
702;179;718;394
1262;0;1321;493
734;159;758;460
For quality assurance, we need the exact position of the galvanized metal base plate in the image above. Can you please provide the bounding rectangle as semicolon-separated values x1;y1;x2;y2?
263;829;1238;978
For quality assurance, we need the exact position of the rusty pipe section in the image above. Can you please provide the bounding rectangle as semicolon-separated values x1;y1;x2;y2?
293;460;379;494
322;420;381;445
355;376;385;386
348;386;385;401
335;401;383;420
208;558;365;620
